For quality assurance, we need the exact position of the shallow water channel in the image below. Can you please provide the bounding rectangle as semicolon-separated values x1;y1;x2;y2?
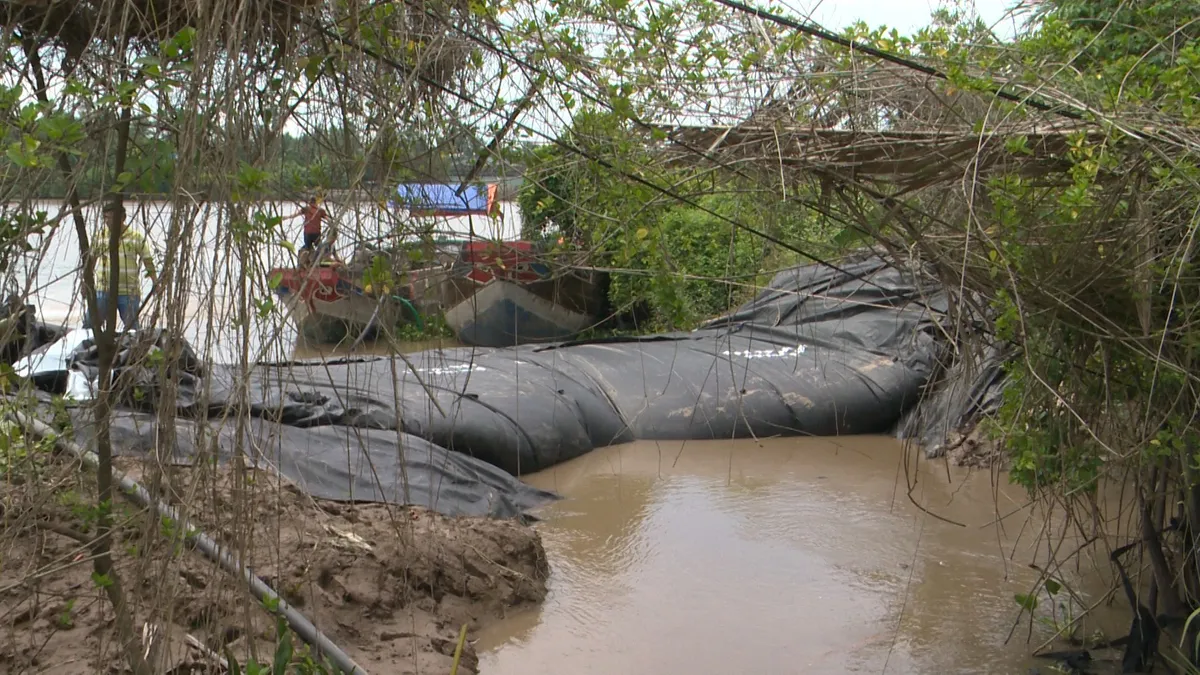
477;436;1126;675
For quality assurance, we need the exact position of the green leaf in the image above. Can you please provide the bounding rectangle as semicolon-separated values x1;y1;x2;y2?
233;162;272;202
305;54;325;82
610;94;634;119
117;80;139;100
6;138;41;168
635;227;649;240
224;649;243;675
273;617;294;675
1182;607;1200;660
173;26;196;53
832;226;866;247
38;115;72;141
19;104;39;126
1014;592;1038;612
1005;135;1033;156
254;298;276;319
1044;578;1062;596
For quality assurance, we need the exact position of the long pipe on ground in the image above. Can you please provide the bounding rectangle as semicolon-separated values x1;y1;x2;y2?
11;411;368;675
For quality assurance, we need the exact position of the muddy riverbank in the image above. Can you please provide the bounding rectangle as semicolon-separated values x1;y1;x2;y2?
0;434;1132;675
0;459;548;674
478;436;1129;675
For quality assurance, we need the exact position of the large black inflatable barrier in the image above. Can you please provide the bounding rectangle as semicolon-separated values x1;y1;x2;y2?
192;255;952;476
11;329;559;520
11;252;1003;516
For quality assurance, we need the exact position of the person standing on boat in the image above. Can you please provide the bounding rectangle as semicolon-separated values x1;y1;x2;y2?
288;196;327;252
84;201;158;331
316;225;343;264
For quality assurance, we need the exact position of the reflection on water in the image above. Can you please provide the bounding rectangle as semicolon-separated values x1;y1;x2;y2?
478;437;1127;675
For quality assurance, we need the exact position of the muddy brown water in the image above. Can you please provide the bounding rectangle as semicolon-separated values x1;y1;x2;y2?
477;436;1130;675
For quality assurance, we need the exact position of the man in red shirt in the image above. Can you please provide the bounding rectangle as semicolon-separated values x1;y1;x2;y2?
288;196;326;251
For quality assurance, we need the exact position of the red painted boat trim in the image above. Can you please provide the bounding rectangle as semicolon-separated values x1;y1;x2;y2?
456;241;548;284
270;267;355;314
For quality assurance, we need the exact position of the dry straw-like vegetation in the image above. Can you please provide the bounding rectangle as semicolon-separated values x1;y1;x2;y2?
0;1;544;673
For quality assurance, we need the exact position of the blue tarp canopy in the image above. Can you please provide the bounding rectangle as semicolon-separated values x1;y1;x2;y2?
393;183;497;216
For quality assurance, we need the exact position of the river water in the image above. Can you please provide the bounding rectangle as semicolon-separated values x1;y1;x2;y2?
477;437;1128;675
6;201;1129;673
5;199;516;362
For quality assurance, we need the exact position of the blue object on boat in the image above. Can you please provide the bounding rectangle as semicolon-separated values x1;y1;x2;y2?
393;183;498;216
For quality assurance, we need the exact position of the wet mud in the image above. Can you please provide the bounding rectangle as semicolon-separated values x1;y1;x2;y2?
0;460;548;674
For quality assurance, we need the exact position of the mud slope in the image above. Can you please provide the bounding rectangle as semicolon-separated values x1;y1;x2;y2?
0;460;549;674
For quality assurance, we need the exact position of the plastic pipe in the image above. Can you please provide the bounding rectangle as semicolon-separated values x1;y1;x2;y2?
393;296;425;332
349;295;425;354
12;412;369;675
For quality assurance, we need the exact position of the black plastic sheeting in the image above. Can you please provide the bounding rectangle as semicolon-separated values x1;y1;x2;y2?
0;299;66;365
15;330;559;520
15;252;1001;516
896;337;1012;458
192;254;954;476
71;408;558;519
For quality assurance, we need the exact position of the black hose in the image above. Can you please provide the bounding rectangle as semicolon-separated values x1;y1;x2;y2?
12;412;369;675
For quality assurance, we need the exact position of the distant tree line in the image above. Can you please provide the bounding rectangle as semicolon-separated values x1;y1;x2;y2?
8;119;526;200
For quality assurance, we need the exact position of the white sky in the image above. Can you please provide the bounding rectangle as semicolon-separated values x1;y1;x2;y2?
796;0;1023;37
489;0;1029;146
479;0;1028;152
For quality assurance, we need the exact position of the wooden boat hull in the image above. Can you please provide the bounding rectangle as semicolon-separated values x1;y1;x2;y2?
270;267;416;344
435;240;608;347
443;277;597;348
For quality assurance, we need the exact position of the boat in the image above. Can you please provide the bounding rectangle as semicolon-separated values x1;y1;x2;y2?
441;240;607;348
269;262;422;344
389;181;608;347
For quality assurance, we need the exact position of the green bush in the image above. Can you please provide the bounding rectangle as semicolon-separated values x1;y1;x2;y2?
517;110;829;330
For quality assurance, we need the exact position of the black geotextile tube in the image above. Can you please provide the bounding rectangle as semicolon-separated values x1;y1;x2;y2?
12;412;369;675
